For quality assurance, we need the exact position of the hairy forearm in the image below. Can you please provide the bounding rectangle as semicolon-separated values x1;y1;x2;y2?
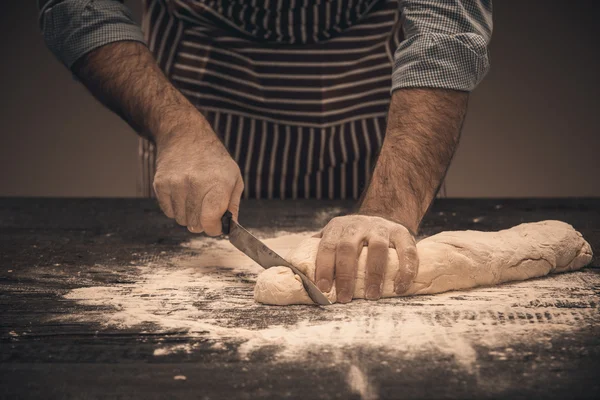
359;88;469;233
72;41;210;143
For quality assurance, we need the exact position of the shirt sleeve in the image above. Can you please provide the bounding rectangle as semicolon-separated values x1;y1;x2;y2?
392;0;493;93
38;0;147;69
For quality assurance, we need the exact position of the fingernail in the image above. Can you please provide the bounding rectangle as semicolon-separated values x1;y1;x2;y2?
366;284;381;300
338;289;352;303
317;279;330;292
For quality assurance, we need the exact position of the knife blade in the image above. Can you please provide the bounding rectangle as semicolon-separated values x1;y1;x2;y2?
221;211;331;306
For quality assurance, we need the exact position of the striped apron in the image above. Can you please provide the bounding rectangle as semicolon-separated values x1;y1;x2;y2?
139;0;404;199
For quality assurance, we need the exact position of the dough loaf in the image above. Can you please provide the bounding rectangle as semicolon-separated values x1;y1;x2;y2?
254;220;593;305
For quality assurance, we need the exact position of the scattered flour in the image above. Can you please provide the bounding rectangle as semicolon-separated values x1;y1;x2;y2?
59;232;598;386
347;364;377;400
153;343;199;356
313;207;344;226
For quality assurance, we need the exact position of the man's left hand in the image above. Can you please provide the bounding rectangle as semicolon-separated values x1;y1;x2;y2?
313;215;419;303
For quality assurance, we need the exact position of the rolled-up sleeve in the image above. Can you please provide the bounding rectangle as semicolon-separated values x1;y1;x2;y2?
392;0;493;93
38;0;146;69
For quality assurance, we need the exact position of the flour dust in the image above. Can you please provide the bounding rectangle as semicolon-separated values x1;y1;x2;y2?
58;231;598;397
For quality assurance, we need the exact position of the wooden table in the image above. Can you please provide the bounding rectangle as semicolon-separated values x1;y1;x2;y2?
1;198;599;399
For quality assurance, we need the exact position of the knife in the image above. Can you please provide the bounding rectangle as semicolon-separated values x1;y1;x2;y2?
221;211;332;306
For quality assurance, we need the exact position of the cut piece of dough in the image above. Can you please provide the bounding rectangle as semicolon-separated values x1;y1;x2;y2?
254;220;593;305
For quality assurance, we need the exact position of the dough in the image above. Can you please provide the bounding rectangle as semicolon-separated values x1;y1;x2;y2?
254;220;593;305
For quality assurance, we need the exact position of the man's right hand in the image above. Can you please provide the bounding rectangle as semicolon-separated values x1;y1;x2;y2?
70;41;243;234
153;124;244;237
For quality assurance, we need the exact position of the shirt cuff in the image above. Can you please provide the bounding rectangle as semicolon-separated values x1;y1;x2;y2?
40;0;147;69
391;32;490;93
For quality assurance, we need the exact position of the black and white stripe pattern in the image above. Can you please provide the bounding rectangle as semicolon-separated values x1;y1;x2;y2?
203;111;386;199
171;0;385;45
142;0;186;76
140;0;403;199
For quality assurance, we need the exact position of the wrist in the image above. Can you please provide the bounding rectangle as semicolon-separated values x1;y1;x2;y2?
358;203;419;235
358;149;422;234
152;107;213;146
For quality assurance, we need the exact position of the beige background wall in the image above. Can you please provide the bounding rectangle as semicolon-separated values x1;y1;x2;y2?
1;1;598;198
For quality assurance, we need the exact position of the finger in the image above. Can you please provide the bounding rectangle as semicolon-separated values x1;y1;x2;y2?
390;229;419;294
153;180;175;219
364;230;390;300
227;177;244;222
170;180;187;226
334;226;365;303
315;222;343;292
200;186;230;236
186;182;204;234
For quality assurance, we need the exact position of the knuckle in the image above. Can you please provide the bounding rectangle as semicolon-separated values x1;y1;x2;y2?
202;195;219;210
337;241;356;255
324;227;342;239
186;205;199;219
213;184;229;196
153;179;169;194
396;225;412;237
335;271;355;283
315;262;333;276
185;172;207;190
203;201;226;217
169;175;186;188
373;226;389;238
406;232;418;246
204;182;226;200
390;226;404;236
328;216;347;229
207;183;228;196
152;176;164;187
185;202;196;216
342;224;360;238
319;240;337;253
403;247;419;263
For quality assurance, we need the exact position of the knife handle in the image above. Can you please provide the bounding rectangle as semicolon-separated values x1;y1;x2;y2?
221;210;233;235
